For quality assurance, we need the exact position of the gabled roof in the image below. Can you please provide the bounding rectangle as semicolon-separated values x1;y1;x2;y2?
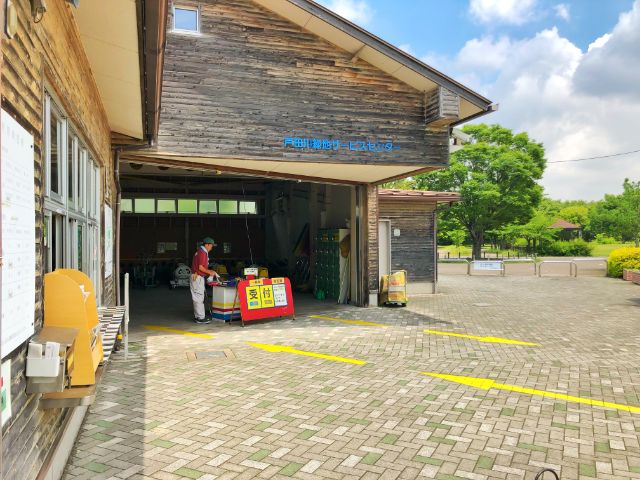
379;189;461;203
253;0;495;123
549;219;581;230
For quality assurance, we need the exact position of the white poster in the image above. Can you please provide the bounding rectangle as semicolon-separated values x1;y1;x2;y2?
104;204;113;278
1;110;35;358
1;360;12;426
273;283;288;307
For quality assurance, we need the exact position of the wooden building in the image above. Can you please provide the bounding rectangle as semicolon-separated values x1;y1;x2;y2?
378;189;460;294
0;1;166;478
121;0;494;306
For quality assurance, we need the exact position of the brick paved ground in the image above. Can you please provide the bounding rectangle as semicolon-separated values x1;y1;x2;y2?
63;275;640;480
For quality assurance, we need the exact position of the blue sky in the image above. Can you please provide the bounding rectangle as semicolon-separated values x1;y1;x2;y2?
319;0;640;200
361;1;632;56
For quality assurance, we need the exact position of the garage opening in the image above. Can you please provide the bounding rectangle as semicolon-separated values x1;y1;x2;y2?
118;163;357;323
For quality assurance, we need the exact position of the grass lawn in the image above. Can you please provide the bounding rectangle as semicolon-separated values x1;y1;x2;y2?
591;243;636;257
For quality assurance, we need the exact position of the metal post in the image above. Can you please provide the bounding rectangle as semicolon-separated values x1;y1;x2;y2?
124;272;130;360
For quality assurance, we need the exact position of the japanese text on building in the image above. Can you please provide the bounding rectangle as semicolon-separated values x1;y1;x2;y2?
283;137;401;153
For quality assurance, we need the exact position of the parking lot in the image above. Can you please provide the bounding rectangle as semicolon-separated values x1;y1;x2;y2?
63;275;640;480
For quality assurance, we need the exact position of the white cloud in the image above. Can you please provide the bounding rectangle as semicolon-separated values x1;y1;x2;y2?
587;33;611;52
398;44;415;56
469;0;537;25
320;0;374;26
554;3;571;21
439;1;640;200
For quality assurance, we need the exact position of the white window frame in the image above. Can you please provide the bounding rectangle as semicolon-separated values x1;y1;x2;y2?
43;91;102;285
173;5;200;34
67;130;77;210
45;96;65;202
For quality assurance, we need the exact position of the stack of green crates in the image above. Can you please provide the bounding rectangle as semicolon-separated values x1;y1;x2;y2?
314;229;342;300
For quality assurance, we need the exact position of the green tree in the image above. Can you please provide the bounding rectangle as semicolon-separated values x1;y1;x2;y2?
446;229;467;255
513;214;558;253
558;205;589;229
416;124;546;259
590;179;640;246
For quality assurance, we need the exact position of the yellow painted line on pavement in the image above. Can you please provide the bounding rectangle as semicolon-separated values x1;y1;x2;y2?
421;372;640;414
247;342;366;365
424;329;539;346
311;315;388;328
143;325;215;339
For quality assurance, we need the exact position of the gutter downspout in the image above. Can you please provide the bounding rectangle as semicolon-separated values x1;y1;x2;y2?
114;149;122;304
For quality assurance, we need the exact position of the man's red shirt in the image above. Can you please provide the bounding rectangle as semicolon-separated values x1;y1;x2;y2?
192;247;209;277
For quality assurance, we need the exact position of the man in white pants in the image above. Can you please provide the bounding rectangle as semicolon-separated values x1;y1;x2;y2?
190;237;219;324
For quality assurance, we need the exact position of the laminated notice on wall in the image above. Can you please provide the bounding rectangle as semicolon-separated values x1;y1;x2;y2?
1;110;35;358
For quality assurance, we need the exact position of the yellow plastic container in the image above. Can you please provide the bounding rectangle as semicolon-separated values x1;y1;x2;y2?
380;270;407;306
44;270;103;386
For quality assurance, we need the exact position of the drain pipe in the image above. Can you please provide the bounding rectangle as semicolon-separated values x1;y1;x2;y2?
114;148;122;305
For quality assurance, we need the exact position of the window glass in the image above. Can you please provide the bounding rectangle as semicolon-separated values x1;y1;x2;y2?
94;165;100;217
219;200;238;215
157;199;177;213
174;7;198;31
68;133;74;203
239;201;257;214
50;109;60;194
121;198;133;213
134;198;155;214
178;198;198;214
199;200;217;214
78;150;86;212
77;223;84;272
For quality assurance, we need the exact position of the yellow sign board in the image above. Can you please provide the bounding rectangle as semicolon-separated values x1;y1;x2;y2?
249;279;264;286
260;285;275;308
246;286;262;309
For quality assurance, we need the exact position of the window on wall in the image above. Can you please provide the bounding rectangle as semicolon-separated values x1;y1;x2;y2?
121;198;133;213
43;91;101;290
67;131;76;206
47;102;62;197
122;197;260;215
219;200;238;215
157;199;176;214
239;201;257;214
134;198;155;213
178;198;198;214
173;6;199;32
199;200;217;214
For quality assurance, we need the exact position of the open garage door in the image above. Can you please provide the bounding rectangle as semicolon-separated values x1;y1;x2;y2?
117;163;366;326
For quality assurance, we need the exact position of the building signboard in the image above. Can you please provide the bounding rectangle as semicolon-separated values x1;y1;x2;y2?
284;137;401;152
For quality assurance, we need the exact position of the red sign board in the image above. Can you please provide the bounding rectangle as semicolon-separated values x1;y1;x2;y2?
237;278;295;325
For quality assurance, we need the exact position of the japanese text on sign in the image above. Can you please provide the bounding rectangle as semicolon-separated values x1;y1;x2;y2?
245;282;289;311
283;137;401;153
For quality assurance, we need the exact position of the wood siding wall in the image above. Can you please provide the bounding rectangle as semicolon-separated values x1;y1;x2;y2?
1;1;113;478
424;86;460;128
379;200;436;282
157;0;449;167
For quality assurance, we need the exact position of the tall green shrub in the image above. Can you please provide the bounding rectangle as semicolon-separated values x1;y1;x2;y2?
538;239;593;256
608;247;640;277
